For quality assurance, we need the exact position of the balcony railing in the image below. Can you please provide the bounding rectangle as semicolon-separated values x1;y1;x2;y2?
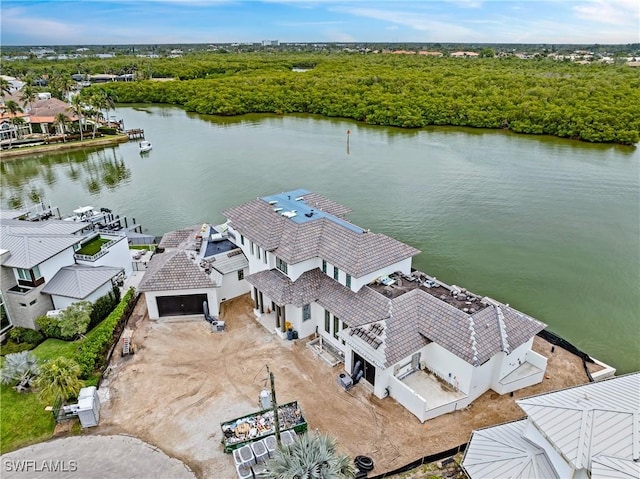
74;236;124;262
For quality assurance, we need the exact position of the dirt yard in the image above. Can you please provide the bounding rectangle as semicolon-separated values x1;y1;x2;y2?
96;294;595;479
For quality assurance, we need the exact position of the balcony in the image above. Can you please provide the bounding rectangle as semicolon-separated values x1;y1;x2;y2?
74;234;124;262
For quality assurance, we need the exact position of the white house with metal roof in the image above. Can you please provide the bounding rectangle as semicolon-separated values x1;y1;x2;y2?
463;373;640;479
138;224;249;320
224;189;549;422
0;216;133;331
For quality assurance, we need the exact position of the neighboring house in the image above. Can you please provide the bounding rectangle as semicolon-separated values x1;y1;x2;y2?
223;189;549;422
463;373;640;479
41;265;124;310
0;215;132;331
138;224;249;320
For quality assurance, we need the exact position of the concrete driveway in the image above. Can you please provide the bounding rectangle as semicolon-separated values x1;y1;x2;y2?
1;435;195;479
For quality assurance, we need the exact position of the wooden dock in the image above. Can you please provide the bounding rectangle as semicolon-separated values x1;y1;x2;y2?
126;129;145;140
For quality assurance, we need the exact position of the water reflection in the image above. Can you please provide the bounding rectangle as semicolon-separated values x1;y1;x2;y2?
0;147;131;208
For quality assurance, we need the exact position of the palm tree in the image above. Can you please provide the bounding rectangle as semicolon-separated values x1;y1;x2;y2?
102;89;118;126
70;95;85;141
20;85;37;113
2;99;23;117
53;112;70;141
0;351;40;392
259;433;356;479
0;77;11;97
35;357;83;403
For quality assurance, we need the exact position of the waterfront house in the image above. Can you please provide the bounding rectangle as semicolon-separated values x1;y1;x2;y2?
0;214;133;333
223;189;548;422
462;373;640;479
138;224;249;319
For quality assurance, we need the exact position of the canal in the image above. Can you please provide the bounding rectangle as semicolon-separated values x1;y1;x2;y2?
2;105;638;374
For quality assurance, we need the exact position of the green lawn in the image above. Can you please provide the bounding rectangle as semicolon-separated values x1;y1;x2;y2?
0;339;82;453
0;385;55;454
76;237;109;256
32;339;80;362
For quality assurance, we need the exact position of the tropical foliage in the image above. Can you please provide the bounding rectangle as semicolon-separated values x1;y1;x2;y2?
36;301;92;340
34;356;83;403
0;351;40;391
260;433;355;479
2;54;638;144
79;54;640;145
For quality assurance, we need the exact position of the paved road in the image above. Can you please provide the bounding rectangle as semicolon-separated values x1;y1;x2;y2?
1;435;195;479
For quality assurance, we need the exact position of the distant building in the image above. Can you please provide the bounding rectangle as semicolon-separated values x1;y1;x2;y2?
262;40;279;47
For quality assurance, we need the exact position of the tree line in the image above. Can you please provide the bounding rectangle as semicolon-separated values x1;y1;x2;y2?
3;53;639;144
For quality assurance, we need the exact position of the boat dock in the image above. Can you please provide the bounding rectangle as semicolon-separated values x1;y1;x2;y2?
126;129;145;140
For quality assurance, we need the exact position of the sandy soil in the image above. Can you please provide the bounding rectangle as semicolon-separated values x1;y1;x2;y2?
96;294;593;479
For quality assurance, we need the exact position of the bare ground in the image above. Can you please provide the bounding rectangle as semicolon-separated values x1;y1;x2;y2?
95;294;594;479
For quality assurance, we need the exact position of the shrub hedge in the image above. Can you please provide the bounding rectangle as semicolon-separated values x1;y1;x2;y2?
75;288;137;378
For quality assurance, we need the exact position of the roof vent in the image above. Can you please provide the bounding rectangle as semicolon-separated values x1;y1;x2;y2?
268;200;278;205
295;196;304;201
304;209;314;218
273;207;283;212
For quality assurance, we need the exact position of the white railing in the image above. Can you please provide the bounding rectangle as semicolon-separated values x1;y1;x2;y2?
74;236;124;262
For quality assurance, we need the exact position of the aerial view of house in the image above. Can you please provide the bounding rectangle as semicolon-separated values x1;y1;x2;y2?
0;207;134;333
218;188;547;422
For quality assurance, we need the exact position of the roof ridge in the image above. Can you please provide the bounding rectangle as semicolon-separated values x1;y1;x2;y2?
495;305;511;354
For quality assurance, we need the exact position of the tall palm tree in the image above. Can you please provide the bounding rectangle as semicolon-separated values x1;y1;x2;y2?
70;95;85;141
20;85;37;112
0;77;11;97
0;351;40;391
35;357;83;403
102;89;118;125
2;99;23;117
53;112;70;141
260;433;356;479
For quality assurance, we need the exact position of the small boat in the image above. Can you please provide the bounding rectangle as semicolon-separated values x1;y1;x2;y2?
139;140;152;153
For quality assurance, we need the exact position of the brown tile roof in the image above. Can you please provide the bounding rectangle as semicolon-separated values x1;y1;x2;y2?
28;98;78;123
138;250;215;292
224;193;420;277
158;225;200;249
247;267;545;368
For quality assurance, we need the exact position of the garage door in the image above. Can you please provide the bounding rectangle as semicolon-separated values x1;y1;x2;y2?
156;294;207;317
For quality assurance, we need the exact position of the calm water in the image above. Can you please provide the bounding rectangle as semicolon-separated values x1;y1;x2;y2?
2;106;639;373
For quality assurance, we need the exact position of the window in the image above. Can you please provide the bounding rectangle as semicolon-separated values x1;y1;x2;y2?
32;266;41;279
257;247;261;260
16;266;43;285
302;304;311;321
29;299;37;306
237;270;244;281
263;250;267;264
240;234;245;245
333;316;339;339
19;303;27;308
333;266;339;281
346;274;351;288
322;260;327;273
250;242;255;255
324;310;330;333
17;268;30;281
276;257;288;274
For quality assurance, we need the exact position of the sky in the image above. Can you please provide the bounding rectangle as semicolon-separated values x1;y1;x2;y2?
1;0;638;46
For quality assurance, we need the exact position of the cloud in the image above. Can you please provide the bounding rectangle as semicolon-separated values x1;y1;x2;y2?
444;0;483;8
331;6;476;40
572;0;640;26
278;21;347;26
1;7;82;44
325;29;355;42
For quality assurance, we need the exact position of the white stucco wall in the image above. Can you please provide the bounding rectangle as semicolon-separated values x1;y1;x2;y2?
422;342;475;394
350;257;413;292
144;288;218;320
288;257;321;281
217;268;250;305
494;338;534;382
51;281;114;310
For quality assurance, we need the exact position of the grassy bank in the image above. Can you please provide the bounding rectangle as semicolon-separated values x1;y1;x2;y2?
0;134;129;161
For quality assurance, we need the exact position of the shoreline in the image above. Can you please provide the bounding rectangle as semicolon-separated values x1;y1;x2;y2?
0;134;130;161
